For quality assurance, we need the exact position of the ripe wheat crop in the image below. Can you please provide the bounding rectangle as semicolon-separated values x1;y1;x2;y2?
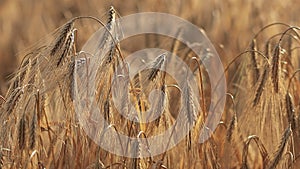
1;1;300;169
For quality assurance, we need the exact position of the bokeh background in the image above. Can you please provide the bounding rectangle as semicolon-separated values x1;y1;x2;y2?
0;0;299;94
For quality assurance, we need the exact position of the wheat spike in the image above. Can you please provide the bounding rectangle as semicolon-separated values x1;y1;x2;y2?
271;45;281;93
18;113;26;150
50;20;74;56
253;65;269;106
285;93;296;130
267;126;291;169
29;106;37;149
148;54;166;81
56;29;75;67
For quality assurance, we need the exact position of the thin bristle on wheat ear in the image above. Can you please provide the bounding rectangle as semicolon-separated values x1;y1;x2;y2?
267;126;291;169
68;59;76;100
214;49;270;92
250;39;260;84
153;85;166;126
5;87;23;114
119;76;129;120
271;44;281;93
241;135;269;169
137;131;152;160
0;95;5;106
252;22;291;40
16;58;30;88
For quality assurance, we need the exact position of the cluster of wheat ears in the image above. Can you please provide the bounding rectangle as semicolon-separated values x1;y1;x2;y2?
0;6;300;169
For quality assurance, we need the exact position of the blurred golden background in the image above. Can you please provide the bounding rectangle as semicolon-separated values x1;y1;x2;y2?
0;0;298;94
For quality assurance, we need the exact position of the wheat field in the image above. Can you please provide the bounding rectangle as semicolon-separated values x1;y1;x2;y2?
1;0;300;168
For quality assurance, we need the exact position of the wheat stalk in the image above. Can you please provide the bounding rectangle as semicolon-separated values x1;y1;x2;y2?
250;39;260;84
